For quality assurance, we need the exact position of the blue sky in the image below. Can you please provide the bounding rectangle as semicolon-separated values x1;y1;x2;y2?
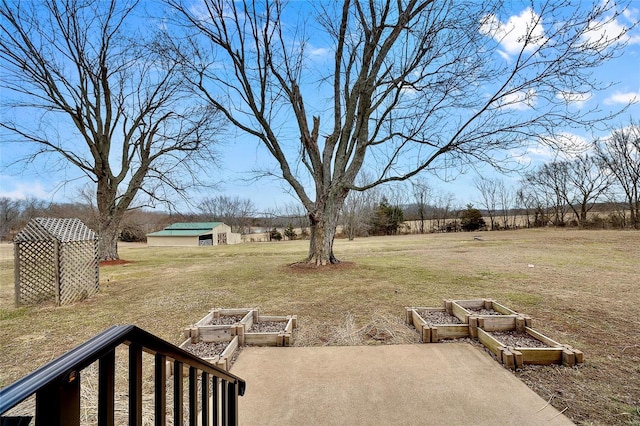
1;1;639;213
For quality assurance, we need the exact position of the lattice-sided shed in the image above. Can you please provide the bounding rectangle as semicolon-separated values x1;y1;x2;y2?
13;218;99;306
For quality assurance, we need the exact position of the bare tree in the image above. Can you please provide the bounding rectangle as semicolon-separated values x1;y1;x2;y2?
516;187;532;228
411;179;431;234
384;182;409;234
199;195;255;233
496;181;515;229
474;176;499;230
526;156;612;227
0;0;222;260
170;0;632;264
342;190;371;240
0;197;21;241
564;155;612;227
595;122;640;229
431;191;456;232
341;172;380;240
525;162;571;226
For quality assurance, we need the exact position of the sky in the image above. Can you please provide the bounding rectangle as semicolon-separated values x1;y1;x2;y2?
1;0;639;214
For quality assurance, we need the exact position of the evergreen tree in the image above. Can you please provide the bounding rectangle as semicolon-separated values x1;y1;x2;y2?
460;204;486;232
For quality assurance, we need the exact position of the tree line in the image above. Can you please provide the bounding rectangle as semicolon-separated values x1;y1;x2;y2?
4;133;638;245
487;122;640;230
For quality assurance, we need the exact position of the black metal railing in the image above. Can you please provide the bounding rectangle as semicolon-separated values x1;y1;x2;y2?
0;324;246;426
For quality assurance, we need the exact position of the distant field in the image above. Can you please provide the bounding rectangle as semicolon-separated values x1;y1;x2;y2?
1;229;639;424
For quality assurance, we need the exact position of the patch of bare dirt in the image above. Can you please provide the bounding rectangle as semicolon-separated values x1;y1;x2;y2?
285;261;356;273
99;259;132;267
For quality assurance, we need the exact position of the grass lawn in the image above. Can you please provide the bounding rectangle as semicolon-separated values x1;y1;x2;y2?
1;229;639;424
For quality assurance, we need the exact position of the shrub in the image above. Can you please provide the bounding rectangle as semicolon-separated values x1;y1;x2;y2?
460;204;486;232
270;228;282;241
284;223;297;240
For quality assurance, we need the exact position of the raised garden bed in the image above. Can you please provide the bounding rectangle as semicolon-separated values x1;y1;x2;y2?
184;308;256;345
446;299;532;337
477;327;583;370
178;335;240;371
174;308;297;373
182;308;297;358
407;299;583;369
245;315;297;347
405;307;468;343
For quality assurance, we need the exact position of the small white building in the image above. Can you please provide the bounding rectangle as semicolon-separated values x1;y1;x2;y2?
146;222;241;247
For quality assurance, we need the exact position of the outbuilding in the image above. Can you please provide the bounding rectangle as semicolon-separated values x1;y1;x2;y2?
13;217;99;306
146;222;241;247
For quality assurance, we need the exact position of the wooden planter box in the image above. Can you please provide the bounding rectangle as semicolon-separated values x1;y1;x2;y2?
176;335;241;372
244;315;297;347
405;307;469;343
446;299;532;338
477;327;583;370
184;308;257;346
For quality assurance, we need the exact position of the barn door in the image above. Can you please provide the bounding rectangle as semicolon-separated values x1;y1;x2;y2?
217;233;227;245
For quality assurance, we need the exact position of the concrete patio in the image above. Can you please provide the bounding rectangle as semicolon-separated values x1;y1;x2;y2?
230;343;573;425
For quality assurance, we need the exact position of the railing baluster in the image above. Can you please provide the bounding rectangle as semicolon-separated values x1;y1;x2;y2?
212;376;219;426
98;350;115;426
221;380;228;425
129;344;143;426
228;381;238;425
154;353;167;426
35;370;80;426
174;360;183;425
202;372;210;426
189;366;198;426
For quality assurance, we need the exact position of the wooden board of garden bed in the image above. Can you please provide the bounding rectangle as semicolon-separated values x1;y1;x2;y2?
405;307;469;343
174;335;240;372
477;327;583;369
447;299;532;337
185;308;257;345
244;315;297;347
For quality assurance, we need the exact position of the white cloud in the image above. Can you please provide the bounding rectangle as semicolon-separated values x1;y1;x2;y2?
584;16;630;45
546;132;591;159
622;7;638;22
528;145;556;160
499;89;537;110
583;4;640;48
507;148;535;165
0;177;50;200
480;8;546;59
604;89;640;105
515;133;591;165
556;91;591;108
306;45;331;59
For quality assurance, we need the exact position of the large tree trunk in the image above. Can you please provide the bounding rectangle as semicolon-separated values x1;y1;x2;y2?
99;218;120;261
306;197;344;265
96;179;125;261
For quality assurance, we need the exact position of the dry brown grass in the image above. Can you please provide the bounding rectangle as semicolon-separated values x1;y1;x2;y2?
1;229;639;425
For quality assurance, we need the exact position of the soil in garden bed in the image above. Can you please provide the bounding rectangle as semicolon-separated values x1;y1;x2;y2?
250;321;286;333
418;311;463;325
183;341;229;358
467;308;503;316
206;314;245;325
491;330;550;348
